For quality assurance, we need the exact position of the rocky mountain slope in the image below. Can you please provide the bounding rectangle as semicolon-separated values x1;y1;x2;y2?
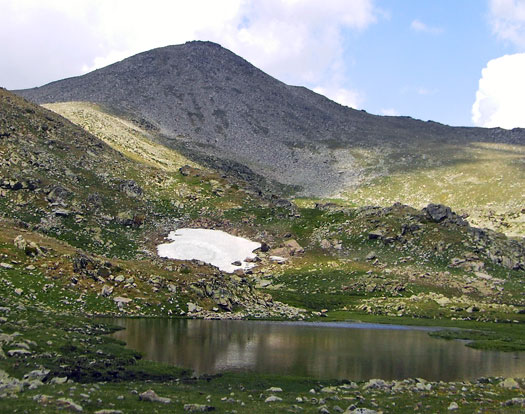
1;88;524;322
0;88;304;319
0;86;524;413
15;41;525;236
1;45;524;413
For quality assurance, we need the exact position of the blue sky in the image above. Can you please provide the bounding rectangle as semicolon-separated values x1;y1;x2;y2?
342;0;516;126
1;0;524;128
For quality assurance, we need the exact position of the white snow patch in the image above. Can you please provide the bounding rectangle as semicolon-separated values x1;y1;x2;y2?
157;228;261;273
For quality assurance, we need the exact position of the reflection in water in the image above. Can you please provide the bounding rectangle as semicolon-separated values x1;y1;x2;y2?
108;319;525;381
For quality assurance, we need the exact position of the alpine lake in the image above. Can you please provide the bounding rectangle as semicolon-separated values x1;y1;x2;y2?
108;318;525;381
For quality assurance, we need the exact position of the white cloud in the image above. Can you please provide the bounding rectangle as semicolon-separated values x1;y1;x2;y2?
380;108;399;116
313;86;362;109
489;0;525;48
410;19;443;34
0;0;378;101
472;53;525;129
417;87;438;96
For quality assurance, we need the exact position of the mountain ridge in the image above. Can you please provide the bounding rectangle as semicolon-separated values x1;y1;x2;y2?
15;41;525;198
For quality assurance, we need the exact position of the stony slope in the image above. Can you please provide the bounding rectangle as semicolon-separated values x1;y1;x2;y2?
0;88;304;319
15;41;525;195
1;60;524;413
3;88;524;318
15;41;525;237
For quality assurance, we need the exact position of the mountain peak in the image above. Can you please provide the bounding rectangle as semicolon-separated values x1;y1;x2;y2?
14;42;525;198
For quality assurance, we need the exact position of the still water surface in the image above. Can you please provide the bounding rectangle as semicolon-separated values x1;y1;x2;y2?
109;318;525;381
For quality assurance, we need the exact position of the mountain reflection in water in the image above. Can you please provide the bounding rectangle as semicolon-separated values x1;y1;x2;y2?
108;319;525;381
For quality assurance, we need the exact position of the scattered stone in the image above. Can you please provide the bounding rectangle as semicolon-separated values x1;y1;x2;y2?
269;256;287;263
7;348;31;356
139;389;171;403
50;376;68;384
320;239;331;249
113;296;132;307
24;369;50;381
363;379;388;390
119;179;143;197
434;296;451;306
500;377;520;389
424;204;452;223
266;387;283;393
503;398;525;407
54;208;72;217
14;288;23;296
265;395;283;403
187;302;202;313
101;285;114;297
56;398;83;412
348;408;378;414
184;403;216;412
14;235;26;250
33;394;52;405
0;263;13;269
368;231;383;240
95;410;124;414
114;275;125;283
448;401;459;410
283;239;304;255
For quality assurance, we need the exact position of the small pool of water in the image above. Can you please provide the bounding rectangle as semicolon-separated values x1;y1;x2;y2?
108;318;525;381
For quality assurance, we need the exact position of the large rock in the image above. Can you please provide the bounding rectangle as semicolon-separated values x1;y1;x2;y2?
139;389;171;403
46;185;71;204
265;395;283;403
56;398;83;412
283;239;304;255
25;241;43;256
500;377;520;389
13;235;26;250
13;236;43;256
113;297;132;308
119;180;143;198
101;285;114;297
423;204;466;226
184;404;216;412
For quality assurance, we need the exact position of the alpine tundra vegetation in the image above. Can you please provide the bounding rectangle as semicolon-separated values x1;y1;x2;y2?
0;41;523;413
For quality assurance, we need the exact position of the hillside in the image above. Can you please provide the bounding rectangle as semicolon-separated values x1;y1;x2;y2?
0;87;305;319
14;41;525;236
2;88;524;320
1;85;524;413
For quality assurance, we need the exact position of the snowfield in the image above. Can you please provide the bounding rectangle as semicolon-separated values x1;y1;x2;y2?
157;228;261;273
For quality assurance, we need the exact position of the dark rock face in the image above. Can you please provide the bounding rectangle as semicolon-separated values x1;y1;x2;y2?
14;41;525;196
424;203;467;226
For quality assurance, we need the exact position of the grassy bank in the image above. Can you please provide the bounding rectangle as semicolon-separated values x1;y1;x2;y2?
0;296;523;413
